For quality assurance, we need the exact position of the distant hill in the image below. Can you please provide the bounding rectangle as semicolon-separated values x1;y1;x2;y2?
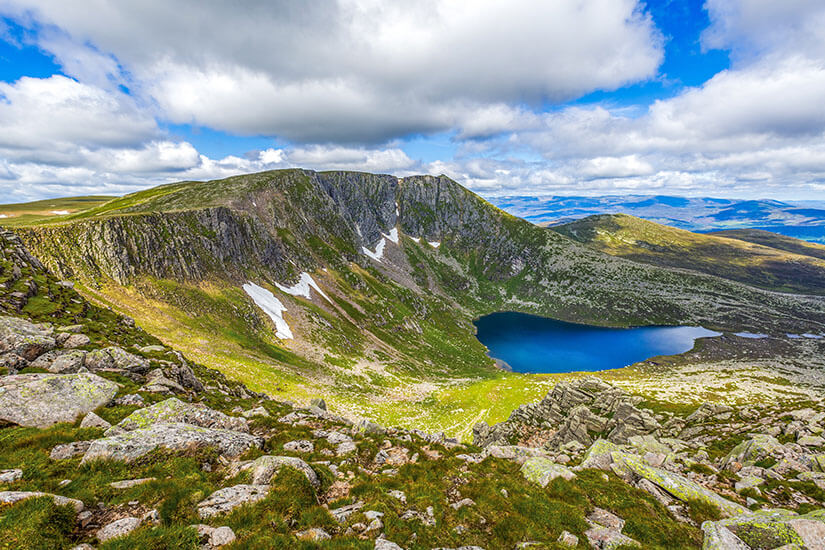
710;228;825;261
491;195;825;243
0;195;114;227
553;213;825;295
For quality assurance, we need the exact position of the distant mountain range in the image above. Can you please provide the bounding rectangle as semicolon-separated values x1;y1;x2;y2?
490;195;825;243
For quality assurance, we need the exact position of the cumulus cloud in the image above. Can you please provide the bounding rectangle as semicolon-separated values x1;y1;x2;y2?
3;0;663;143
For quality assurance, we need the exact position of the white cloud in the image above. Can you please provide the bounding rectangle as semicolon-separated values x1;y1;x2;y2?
3;0;663;143
0;75;157;155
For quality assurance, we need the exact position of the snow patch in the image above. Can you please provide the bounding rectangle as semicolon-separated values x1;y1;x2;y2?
428;241;441;248
734;332;768;339
395;202;400;216
0;214;7;219
242;282;293;339
410;236;420;243
362;238;386;261
275;272;331;303
802;333;823;339
50;210;70;215
383;228;399;244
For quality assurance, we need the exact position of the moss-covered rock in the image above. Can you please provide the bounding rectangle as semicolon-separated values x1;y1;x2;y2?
520;457;576;487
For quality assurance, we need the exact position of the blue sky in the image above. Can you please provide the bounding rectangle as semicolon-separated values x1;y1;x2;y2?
1;1;825;202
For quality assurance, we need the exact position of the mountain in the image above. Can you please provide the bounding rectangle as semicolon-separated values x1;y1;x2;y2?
7;169;825;439
491;195;825;242
553;214;825;295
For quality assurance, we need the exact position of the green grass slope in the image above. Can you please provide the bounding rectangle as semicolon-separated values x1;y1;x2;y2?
710;228;825;261
553;213;825;295
0;196;114;227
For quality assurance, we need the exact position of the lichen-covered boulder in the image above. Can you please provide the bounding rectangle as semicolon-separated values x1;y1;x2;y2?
702;509;825;550
0;373;118;428
250;455;320;489
107;397;248;435
47;350;86;373
82;422;263;463
0;316;55;360
0;490;84;512
197;484;270;518
613;452;749;517
520;457;576;487
723;435;784;469
578;439;624;470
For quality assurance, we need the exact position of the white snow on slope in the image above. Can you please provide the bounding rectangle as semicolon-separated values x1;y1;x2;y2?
243;282;293;339
428;241;441;248
275;272;331;303
51;210;70;215
410;236;420;243
384;228;399;244
362;238;386;261
0;215;7;219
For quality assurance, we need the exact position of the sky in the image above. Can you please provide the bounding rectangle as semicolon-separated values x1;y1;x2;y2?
1;0;825;202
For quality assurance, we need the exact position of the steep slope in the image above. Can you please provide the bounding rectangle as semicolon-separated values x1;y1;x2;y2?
711;228;825;261
11;170;825;435
554;213;825;295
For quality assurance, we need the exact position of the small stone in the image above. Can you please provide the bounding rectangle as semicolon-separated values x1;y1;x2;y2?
374;538;404;550
388;489;406;503
97;517;141;542
366;518;383;532
296;527;331;541
79;411;111;430
0;469;22;483
558;530;579;547
63;334;91;349
210;526;237;546
50;441;92;460
110;477;156;489
198;484;270;518
451;498;476;510
309;398;327;410
587;507;625;531
142;509;160;524
283;440;314;453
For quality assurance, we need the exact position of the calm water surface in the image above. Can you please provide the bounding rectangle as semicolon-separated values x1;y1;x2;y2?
474;312;720;374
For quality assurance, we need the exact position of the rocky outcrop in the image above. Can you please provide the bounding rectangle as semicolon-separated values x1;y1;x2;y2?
702;509;825;549
0;316;56;361
520;457;576;487
473;378;660;450
0;373;118;428
81;422;263;463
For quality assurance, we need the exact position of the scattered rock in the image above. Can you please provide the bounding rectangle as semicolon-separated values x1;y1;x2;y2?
0;469;22;483
50;440;92;460
62;334;91;349
249;455;320;489
110;478;156;489
97;516;141;542
197;484;270;518
557;530;579;547
79;411;111;430
296;527;331;541
283;440;314;453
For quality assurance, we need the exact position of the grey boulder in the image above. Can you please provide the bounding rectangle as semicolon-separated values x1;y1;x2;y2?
0;373;118;428
82;422;263;463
